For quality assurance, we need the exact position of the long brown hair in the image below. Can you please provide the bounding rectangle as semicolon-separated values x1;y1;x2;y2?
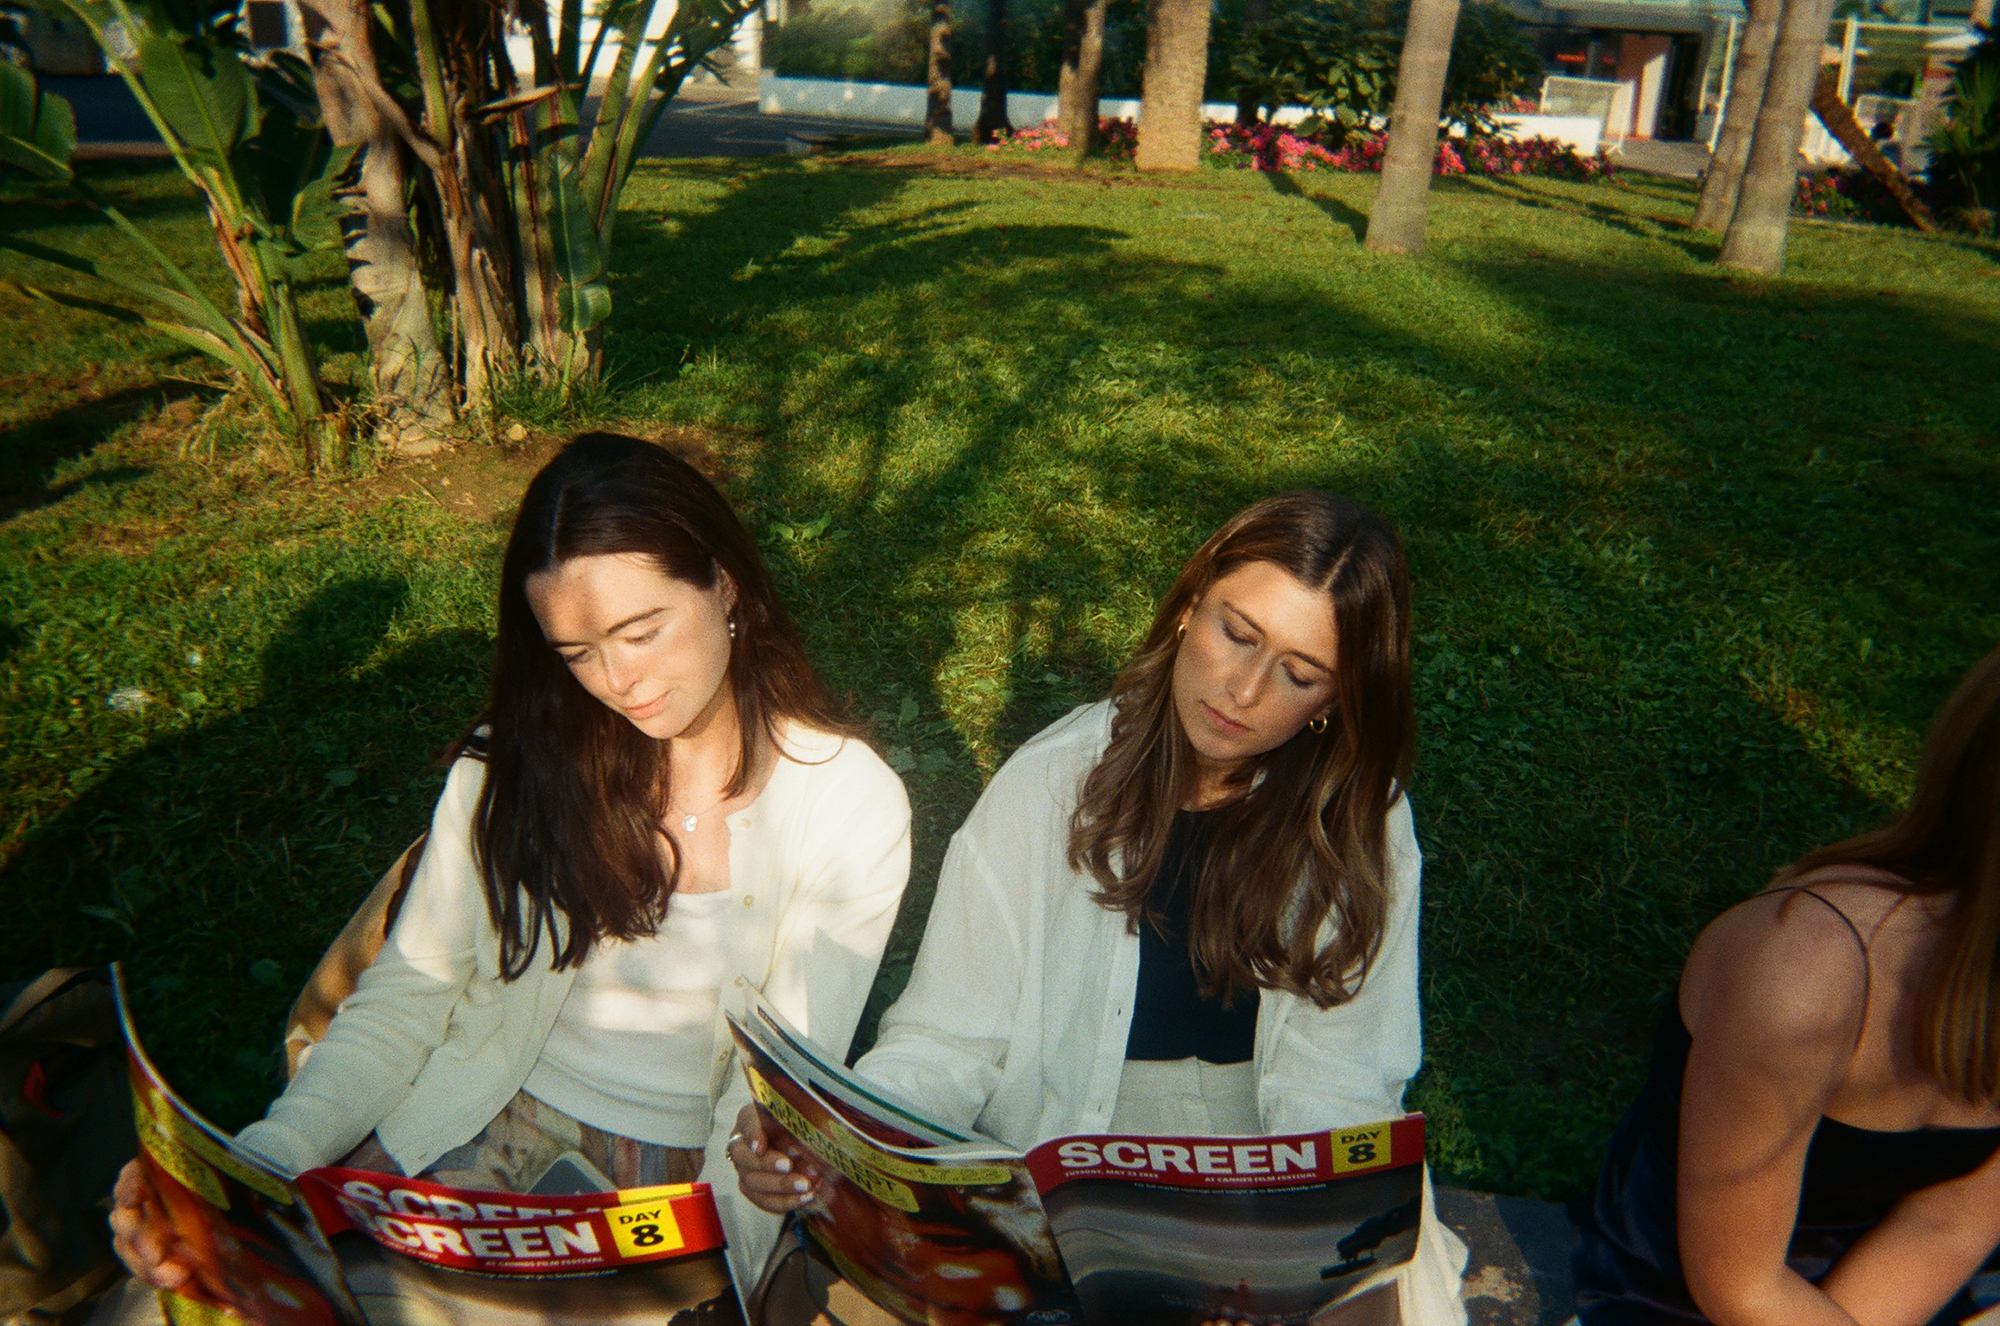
1782;645;2000;1102
467;432;847;978
1068;492;1414;1010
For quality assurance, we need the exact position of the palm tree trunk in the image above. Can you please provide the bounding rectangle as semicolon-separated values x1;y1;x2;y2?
1718;0;1836;274
295;0;451;448
975;0;1012;144
925;0;953;145
1692;0;1779;232
1134;0;1212;171
1808;65;1935;230
1364;0;1461;254
341;141;455;450
1057;0;1109;151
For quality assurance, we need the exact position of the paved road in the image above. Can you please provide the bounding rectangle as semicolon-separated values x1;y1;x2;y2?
53;74;918;159
632;87;921;157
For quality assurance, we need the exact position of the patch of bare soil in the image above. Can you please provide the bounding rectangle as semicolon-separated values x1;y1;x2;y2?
362;424;730;526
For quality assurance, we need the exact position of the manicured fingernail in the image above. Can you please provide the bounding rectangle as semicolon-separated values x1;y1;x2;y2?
792;1177;809;1193
773;1156;791;1173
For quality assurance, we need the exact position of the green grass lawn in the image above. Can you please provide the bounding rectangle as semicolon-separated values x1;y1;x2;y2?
3;147;1997;1202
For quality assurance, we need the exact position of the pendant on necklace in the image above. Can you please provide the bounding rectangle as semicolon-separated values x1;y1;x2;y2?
682;814;699;832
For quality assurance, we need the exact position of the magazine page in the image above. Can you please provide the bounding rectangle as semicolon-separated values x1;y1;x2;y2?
113;965;361;1326
727;1012;1079;1325
116;964;745;1326
296;1170;744;1326
1025;1117;1427;1326
742;992;972;1146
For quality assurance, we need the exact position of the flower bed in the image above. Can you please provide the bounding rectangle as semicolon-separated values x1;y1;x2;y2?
988;118;1140;160
1793;169;1920;225
990;117;1617;180
1207;122;1617;179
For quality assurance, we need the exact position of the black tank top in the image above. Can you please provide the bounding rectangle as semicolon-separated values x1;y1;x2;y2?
1123;810;1259;1064
1571;886;2000;1325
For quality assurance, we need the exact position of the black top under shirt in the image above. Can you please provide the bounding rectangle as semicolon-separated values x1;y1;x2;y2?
1123;809;1259;1064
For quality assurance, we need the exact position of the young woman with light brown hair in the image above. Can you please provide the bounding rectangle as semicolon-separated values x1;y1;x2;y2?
1572;645;2000;1324
733;491;1469;1323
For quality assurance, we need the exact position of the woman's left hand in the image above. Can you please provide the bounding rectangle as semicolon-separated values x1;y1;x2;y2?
725;1104;820;1214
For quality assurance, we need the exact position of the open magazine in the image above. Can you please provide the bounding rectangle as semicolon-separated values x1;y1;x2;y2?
729;994;1424;1326
111;966;744;1326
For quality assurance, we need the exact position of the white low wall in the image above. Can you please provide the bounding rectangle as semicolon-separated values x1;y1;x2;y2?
758;73;1274;129
1490;112;1603;156
758;74;1609;155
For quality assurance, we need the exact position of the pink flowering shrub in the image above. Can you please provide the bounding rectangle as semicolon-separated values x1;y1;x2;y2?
1206;122;1616;180
1204;122;1344;171
988;117;1140;161
991;117;1616;181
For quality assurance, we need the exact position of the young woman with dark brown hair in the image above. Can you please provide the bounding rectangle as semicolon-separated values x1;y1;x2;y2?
110;433;911;1291
732;491;1469;1323
1572;645;2000;1324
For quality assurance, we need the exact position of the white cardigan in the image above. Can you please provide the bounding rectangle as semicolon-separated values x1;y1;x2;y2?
856;702;1468;1324
236;725;911;1287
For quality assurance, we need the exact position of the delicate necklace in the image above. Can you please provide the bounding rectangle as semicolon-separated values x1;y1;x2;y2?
670;789;731;834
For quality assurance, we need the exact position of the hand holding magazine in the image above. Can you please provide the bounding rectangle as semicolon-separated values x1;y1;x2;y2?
110;966;745;1326
729;992;1424;1326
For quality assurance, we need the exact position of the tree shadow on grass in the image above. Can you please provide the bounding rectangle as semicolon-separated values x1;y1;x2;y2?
1264;170;1369;241
603;155;1998;1190
0;576;491;1128
0;378;213;517
1449;175;1716;262
7;155;1995;1194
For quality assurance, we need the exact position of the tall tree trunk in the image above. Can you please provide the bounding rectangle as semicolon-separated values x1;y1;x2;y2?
1364;0;1460;253
1235;0;1270;125
1808;64;1936;230
975;0;1011;143
1134;0;1211;171
1718;0;1837;274
925;0;953;145
1057;0;1109;151
342;142;455;450
1693;0;1780;232
297;0;454;449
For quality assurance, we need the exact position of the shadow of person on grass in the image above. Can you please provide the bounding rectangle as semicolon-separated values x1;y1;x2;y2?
0;575;491;1129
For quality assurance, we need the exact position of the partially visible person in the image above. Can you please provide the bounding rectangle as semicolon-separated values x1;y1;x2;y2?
732;491;1469;1325
109;433;911;1296
1572;645;2000;1324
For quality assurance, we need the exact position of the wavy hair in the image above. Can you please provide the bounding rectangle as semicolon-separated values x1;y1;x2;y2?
1782;645;2000;1102
462;432;847;978
1068;492;1414;1010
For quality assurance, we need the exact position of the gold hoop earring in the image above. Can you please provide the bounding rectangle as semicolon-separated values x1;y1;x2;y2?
1308;712;1329;735
1175;620;1188;640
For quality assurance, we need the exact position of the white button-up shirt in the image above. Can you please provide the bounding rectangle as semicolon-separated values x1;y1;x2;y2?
857;700;1424;1149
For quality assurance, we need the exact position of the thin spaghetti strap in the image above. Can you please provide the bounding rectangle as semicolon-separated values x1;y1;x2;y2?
1761;883;1872;1049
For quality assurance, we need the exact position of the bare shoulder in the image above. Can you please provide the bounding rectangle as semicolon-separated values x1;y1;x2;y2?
1681;887;1872;1059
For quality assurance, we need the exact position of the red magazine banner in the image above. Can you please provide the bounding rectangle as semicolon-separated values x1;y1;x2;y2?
1026;1116;1425;1193
298;1169;726;1275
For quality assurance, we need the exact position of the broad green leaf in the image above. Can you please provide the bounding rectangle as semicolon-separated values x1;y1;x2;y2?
136;27;256;167
540;130;611;334
0;62;78;181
